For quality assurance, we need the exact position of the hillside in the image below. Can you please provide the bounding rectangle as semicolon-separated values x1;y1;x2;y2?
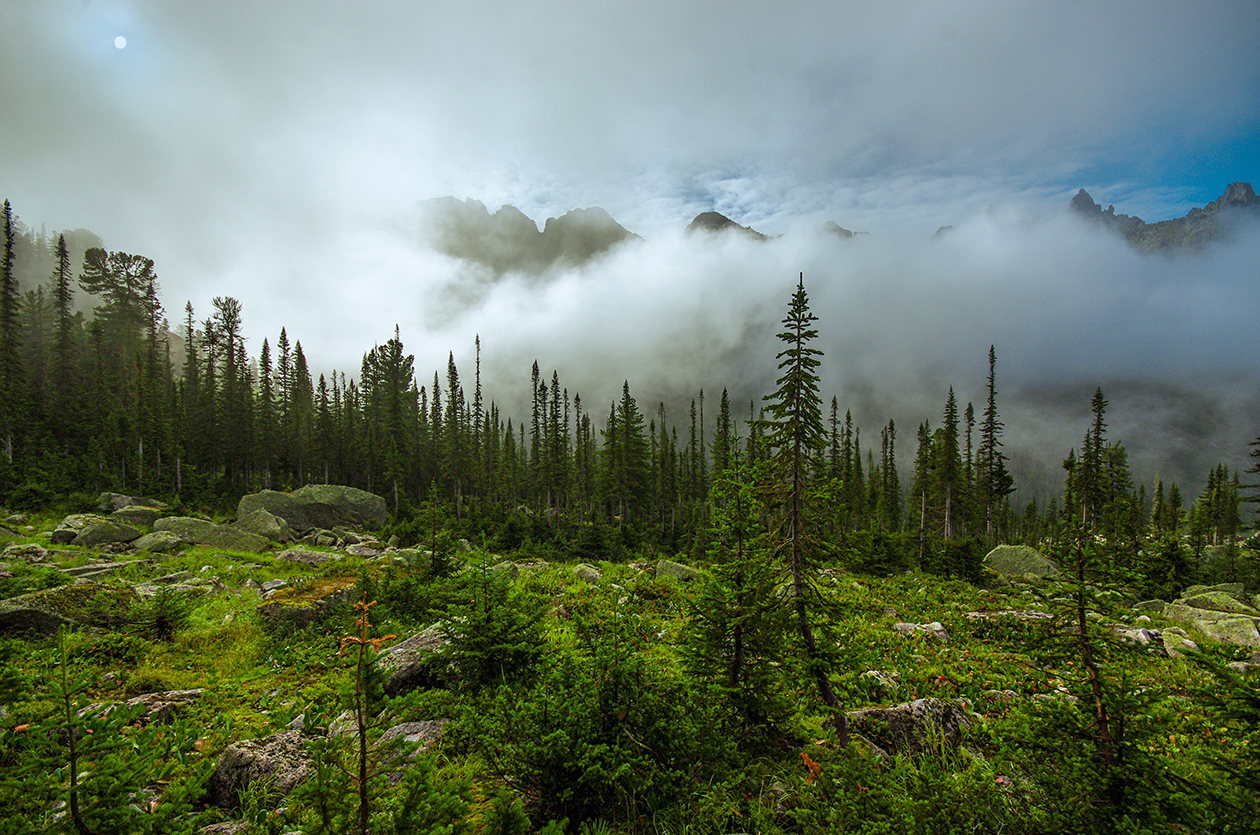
1;490;1257;834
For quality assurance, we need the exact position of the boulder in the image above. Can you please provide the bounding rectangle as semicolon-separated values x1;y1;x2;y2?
72;518;142;548
378;718;448;751
1179;591;1260;616
1161;627;1200;658
109;505;164;528
656;559;703;582
378;622;450;696
2;543;50;562
983;545;1060;579
96;493;167;514
846;698;972;757
131;531;185;554
573;563;602;583
1162;602;1260;649
153;517;271;553
233;509;292;543
256;576;359;629
0;581;138;636
207;730;312;810
236;485;387;533
275;548;335;565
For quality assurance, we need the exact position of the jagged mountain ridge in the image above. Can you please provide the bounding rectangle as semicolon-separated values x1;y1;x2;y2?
1070;182;1259;250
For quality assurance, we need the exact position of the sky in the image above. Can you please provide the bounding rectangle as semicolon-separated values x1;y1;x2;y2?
2;0;1259;496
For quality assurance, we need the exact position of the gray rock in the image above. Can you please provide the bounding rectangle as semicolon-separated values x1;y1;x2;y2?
378;623;450;696
2;542;49;562
345;543;380;558
5;513;27;526
81;688;204;725
573;563;602;583
983;545;1060;579
846;698;972;756
153;517;271;553
0;581;135;637
656;559;703;582
53;513;141;547
131;531;185;554
207;730;312;810
893;621;951;642
378;719;448;751
109;506;164;528
96;493;167;514
275;548;333;565
236;485;387;533
256;577;359;628
1162;602;1260;649
490;561;519;579
234;509;292;543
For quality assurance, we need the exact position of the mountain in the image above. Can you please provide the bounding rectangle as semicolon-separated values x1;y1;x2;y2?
684;211;768;240
1070;182;1259;250
415;197;639;275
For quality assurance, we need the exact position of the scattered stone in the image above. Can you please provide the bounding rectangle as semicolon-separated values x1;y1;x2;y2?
656;559;703;582
81;688;204;725
261;579;289;592
965;609;1053;621
207;730;312;810
893;621;951;642
846;698;972;757
5;513;27;526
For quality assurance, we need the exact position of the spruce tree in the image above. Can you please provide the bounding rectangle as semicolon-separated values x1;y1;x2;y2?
760;274;847;741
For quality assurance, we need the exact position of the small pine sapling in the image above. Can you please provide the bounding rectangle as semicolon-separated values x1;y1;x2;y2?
338;592;395;835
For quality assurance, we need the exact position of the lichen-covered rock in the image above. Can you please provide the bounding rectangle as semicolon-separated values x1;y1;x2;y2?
2;542;50;562
152;517;271;553
379;622;450;696
131;531;185;554
109;505;164;528
207;730;312;810
234;509;292;543
256;577;358;628
1162;602;1260;648
72;518;142;547
236;485;387;533
573;563;602;583
0;581;139;636
96;492;167;514
656;559;703;582
846;698;973;756
275;548;335;565
1179;591;1260;616
82;688;204;725
983;545;1060;579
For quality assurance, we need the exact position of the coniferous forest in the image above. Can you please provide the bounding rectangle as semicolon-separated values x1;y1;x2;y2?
2;199;1260;834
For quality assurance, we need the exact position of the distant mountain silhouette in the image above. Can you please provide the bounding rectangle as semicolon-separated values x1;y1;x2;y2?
684;211;768;240
416;197;639;275
1070;182;1259;250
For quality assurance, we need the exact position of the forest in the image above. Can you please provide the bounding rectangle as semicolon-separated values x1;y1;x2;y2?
1;197;1259;834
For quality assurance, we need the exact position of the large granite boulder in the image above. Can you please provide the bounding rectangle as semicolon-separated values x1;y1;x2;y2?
131;531;185;554
207;730;312;810
236;485;387;533
51;513;140;546
153;517;271;553
983;545;1060;580
1160;584;1260;649
234;509;292;543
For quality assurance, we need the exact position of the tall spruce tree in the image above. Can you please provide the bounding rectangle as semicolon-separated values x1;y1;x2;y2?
760;274;847;741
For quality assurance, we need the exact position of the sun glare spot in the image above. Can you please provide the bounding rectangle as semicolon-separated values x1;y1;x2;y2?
114;36;127;49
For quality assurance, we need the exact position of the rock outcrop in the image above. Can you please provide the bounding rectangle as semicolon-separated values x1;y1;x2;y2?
1070;182;1259;250
207;730;312;810
235;485;387;533
153;517;271;553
